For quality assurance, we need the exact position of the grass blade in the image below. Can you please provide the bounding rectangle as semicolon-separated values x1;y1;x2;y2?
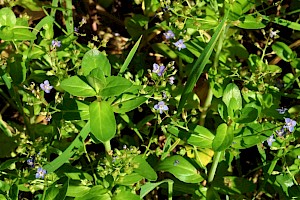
44;121;90;173
178;12;229;111
118;35;142;75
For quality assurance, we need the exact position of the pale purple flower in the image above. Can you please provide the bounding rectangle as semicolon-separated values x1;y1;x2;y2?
40;80;53;93
267;135;276;147
162;91;167;99
270;30;277;38
74;27;79;32
154;101;168;114
152;63;166;76
173;39;186;51
276;128;286;137
276;107;288;114
51;40;61;48
163;30;175;40
283;118;297;132
169;76;175;85
27;157;35;167
35;167;47;179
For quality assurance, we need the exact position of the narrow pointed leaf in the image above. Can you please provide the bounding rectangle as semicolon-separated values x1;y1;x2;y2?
178;11;229;111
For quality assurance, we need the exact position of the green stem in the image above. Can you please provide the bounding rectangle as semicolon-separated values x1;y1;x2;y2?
208;151;222;183
199;86;213;126
84;142;98;184
103;140;111;153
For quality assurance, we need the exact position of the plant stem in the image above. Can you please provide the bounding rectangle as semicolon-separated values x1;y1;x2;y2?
103;140;111;153
208;151;222;183
199;86;213;126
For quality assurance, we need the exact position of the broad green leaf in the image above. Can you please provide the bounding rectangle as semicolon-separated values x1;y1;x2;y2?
0;8;16;27
151;43;177;59
112;95;147;113
44;177;68;200
212;123;233;151
8;55;26;84
157;155;203;183
232;122;276;149
100;76;132;97
87;68;106;93
236;15;267;29
140;179;174;199
167;124;214;148
272;41;294;62
132;155;157;181
44;122;90;172
119;35;142;74
178;11;229;110
60;76;96;97
60;98;90;120
12;18;36;40
74;185;110;200
8;184;18;200
143;0;160;16
82;49;111;76
235;107;258;123
115;173;143;186
0;158;20;170
112;191;140;200
89;101;116;143
0;27;14;40
66;186;90;197
222;83;242;110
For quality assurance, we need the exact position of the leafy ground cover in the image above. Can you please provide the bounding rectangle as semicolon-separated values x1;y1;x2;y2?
1;0;300;199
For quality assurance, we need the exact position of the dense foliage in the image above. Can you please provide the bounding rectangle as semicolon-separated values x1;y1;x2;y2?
1;0;300;199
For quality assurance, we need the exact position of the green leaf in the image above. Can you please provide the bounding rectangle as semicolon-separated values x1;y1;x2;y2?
66;186;90;197
8;55;26;84
12;18;36;40
236;15;267;29
119;35;142;74
0;8;16;27
132;155;157;181
44;122;90;173
8;184;18;200
167;124;214;148
235;107;258;123
100;76;132;97
212;123;233;152
112;191;140;200
178;11;229;110
151;43;177;59
89;101;116;143
60;98;90;120
74;185;110;200
115;173;143;186
82;49;111;76
60;76;96;97
222;83;242;110
33;16;54;36
112;95;147;113
44;177;69;200
157;155;203;183
86;68;106;93
140;179;174;199
272;41;294;62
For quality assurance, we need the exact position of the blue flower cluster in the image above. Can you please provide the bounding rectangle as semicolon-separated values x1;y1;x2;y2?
163;30;186;51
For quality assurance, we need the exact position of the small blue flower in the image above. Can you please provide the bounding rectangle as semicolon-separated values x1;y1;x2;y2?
154;101;168;114
169;76;175;85
276;128;286;137
40;80;53;94
152;63;166;76
27;157;35;167
267;135;276;147
276;107;288;114
173;39;186;51
163;30;175;40
35;167;47;179
283;118;297;132
74;27;79;32
51;40;61;48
